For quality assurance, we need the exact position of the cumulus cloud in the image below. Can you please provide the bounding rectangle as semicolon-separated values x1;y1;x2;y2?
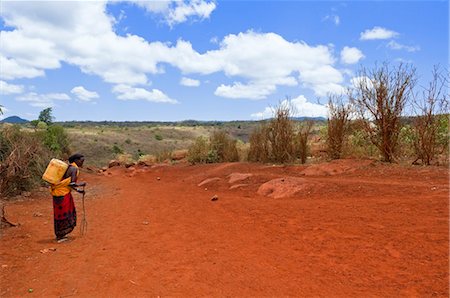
131;0;216;26
360;26;399;40
215;82;276;100
340;46;365;64
0;55;45;80
386;40;420;52
251;95;327;119
70;86;100;101
180;77;200;87
16;92;70;108
112;84;178;104
0;80;24;95
1;2;344;102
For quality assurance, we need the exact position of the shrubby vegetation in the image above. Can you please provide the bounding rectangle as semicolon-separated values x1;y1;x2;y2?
187;131;239;164
0;108;71;198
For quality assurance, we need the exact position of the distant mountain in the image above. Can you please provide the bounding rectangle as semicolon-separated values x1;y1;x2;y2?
0;116;29;123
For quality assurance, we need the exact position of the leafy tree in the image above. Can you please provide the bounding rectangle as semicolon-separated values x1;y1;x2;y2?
38;107;54;125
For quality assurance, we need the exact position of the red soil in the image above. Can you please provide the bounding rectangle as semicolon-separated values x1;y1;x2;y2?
1;160;448;297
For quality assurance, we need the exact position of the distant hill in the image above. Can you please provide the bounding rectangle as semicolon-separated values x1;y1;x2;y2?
0;116;29;123
292;116;326;121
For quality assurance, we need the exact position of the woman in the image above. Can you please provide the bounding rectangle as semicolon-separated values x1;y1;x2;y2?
50;153;86;242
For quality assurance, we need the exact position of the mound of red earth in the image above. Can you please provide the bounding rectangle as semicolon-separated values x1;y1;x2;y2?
257;177;320;199
301;159;375;176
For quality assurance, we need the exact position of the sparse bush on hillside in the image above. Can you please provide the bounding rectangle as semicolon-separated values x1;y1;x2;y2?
326;94;352;160
210;131;239;163
0;125;52;197
112;145;123;154
187;131;239;164
187;137;210;164
154;134;163;141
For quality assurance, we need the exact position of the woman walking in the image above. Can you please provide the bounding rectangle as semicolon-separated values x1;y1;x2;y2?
50;153;86;242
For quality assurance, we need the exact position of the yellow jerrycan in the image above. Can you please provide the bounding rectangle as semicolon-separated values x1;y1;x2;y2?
42;159;69;184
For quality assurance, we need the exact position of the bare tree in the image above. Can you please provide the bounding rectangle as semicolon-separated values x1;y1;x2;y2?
412;66;449;165
350;62;417;162
326;93;353;159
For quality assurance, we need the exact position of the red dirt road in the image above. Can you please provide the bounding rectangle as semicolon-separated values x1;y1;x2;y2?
1;160;448;297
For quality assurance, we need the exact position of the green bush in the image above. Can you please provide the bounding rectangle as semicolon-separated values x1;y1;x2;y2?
41;125;71;157
154;134;163;141
112;145;123;154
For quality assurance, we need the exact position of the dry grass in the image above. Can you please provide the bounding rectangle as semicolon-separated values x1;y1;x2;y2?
66;125;211;167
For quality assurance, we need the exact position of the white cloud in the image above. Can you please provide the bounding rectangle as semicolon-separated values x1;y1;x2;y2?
131;0;216;26
16;92;70;108
0;55;45;80
340;46;365;64
0;80;24;95
350;76;374;90
112;84;178;104
0;3;344;100
386;40;420;52
215;82;276;100
251;95;327;119
323;14;340;25
70;86;100;101
360;27;399;40
180;77;200;87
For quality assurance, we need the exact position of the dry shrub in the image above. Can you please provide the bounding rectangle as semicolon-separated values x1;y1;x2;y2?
236;140;250;162
350;62;416;162
295;121;313;164
138;154;157;164
187;131;239;164
155;150;173;163
0;125;52;197
210;131;239;162
326;94;352;159
248;123;270;162
187;137;210;164
116;153;134;164
411;66;449;165
249;102;309;164
267;103;295;163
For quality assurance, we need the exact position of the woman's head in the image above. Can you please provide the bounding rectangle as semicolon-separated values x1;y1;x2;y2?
69;153;85;167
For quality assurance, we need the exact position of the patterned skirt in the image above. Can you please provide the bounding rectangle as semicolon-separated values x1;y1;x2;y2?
53;192;77;239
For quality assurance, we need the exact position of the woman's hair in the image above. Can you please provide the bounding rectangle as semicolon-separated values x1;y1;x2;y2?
69;153;84;163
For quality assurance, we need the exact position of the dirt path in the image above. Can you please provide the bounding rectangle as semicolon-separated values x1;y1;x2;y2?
1;160;448;297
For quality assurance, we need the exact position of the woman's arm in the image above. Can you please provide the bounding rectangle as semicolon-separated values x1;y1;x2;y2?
67;166;87;192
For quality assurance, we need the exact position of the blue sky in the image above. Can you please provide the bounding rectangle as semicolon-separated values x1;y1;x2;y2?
0;0;448;121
